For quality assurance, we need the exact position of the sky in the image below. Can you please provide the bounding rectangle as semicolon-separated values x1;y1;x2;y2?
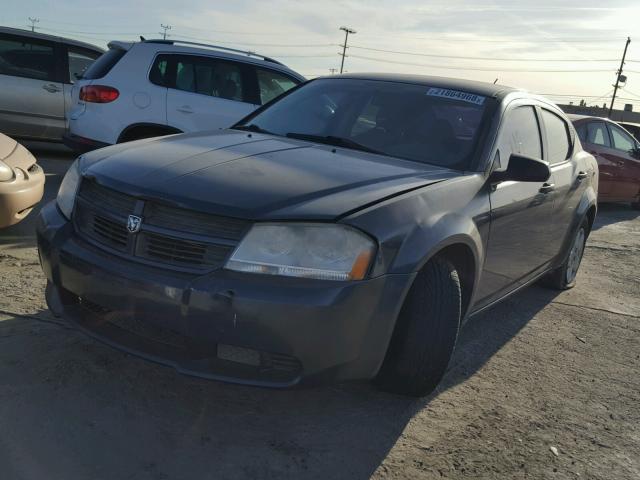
3;0;639;111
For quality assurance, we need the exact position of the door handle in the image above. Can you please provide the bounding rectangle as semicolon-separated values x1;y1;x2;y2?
176;105;193;113
42;83;61;93
577;171;589;180
539;182;555;193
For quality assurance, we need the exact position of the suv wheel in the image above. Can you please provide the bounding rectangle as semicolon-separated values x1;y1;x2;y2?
374;257;461;397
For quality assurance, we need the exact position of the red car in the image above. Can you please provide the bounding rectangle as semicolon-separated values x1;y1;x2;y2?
571;115;640;208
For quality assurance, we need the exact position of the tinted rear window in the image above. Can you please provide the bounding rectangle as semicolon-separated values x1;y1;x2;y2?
82;47;126;79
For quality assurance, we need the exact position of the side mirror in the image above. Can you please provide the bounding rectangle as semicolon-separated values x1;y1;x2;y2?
490;153;551;183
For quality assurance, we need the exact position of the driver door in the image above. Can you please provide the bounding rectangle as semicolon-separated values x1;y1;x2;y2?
476;104;556;307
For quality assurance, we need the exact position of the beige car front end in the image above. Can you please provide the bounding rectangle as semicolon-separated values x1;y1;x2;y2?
0;134;45;228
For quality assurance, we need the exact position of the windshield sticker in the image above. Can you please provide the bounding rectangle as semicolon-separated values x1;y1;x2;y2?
426;88;486;105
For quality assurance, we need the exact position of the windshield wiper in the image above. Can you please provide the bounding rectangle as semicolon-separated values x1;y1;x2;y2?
232;124;274;135
285;132;382;155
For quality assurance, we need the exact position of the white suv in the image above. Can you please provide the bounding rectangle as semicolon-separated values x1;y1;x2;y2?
64;39;305;152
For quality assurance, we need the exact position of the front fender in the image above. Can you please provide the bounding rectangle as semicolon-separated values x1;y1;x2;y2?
343;174;490;298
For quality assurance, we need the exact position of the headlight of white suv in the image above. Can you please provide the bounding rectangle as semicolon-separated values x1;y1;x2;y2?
57;158;81;219
225;223;376;281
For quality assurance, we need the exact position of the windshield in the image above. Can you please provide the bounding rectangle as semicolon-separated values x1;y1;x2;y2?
236;78;492;170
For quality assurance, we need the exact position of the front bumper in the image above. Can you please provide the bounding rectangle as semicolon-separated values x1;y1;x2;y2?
37;202;414;387
0;164;45;228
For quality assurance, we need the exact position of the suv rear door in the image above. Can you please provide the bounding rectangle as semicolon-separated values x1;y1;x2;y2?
0;31;65;140
164;54;256;132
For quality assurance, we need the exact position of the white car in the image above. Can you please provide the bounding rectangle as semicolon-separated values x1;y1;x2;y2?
64;39;305;152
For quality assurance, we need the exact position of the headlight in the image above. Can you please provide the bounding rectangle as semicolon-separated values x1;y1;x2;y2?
0;160;13;182
225;223;376;281
57;158;81;219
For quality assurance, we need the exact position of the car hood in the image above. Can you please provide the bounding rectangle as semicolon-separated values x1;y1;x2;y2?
81;130;460;220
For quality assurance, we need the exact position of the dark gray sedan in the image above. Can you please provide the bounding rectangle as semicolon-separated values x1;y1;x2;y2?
37;74;598;396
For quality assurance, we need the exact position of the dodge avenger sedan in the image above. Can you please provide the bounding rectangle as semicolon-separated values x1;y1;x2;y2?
37;74;598;396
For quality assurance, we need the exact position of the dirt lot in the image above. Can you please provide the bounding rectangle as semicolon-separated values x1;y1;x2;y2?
0;144;638;480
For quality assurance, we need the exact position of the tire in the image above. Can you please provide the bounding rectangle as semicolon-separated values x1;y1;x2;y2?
374;257;462;397
541;218;589;290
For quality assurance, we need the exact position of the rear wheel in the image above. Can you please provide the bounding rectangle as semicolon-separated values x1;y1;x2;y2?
541;218;588;290
374;257;461;397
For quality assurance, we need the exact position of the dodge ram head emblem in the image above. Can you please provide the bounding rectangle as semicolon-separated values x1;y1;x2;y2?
127;215;142;233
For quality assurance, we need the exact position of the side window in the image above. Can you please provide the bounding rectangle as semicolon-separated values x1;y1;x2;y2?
174;56;246;102
256;69;298;105
149;54;170;87
0;35;56;81
67;47;100;83
609;124;636;153
586;122;610;147
497;106;542;163
540;109;571;164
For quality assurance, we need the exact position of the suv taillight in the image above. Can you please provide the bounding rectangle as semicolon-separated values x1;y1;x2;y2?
79;85;119;103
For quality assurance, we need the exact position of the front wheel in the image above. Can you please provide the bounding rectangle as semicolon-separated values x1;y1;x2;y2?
541;218;588;290
374;257;462;397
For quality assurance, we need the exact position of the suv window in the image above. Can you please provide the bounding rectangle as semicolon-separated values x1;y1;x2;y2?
67;47;100;83
499;106;542;160
609;124;636;153
174;56;246;102
0;35;56;81
256;68;298;104
83;47;126;80
586;122;610;147
540;109;571;164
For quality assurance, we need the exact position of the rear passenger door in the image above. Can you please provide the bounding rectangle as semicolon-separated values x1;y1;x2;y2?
165;55;256;133
539;108;588;257
0;32;65;140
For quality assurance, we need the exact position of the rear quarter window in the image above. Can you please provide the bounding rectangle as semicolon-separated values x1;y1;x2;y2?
82;47;126;80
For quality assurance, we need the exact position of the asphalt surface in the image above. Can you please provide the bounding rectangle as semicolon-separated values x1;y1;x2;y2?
0;143;638;480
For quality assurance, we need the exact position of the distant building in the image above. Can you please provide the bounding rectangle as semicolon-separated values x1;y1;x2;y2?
558;103;640;124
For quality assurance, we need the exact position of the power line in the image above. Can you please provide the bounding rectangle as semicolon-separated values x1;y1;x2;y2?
348;54;616;73
349;45;620;63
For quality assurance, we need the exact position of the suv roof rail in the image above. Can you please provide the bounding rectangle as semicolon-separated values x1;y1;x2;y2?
142;39;284;66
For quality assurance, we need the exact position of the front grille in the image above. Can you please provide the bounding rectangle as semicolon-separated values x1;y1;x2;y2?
75;202;129;251
73;179;249;272
136;231;234;268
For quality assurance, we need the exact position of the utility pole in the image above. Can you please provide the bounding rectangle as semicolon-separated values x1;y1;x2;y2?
160;24;172;40
28;17;39;32
609;36;631;117
339;26;356;74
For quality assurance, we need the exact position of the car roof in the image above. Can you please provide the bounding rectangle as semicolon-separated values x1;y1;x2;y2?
0;26;104;53
319;73;520;99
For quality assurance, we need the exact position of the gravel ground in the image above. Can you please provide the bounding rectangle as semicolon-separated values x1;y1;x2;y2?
0;145;638;480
